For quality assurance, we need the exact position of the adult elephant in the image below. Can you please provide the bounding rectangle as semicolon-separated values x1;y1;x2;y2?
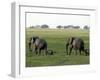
66;37;89;55
29;36;48;55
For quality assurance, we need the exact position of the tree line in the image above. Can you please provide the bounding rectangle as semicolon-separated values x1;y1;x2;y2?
29;24;89;29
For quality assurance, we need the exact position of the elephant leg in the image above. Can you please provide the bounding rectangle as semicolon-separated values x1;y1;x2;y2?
29;42;31;50
75;49;77;55
39;49;42;55
66;43;69;55
79;49;82;55
45;49;47;55
34;46;38;55
69;45;73;55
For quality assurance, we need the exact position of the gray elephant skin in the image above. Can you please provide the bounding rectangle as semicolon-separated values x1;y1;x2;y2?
66;37;89;56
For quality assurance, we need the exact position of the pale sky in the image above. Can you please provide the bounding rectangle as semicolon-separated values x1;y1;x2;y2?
26;13;90;28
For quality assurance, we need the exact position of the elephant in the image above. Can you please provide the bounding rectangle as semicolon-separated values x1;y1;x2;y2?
84;48;89;56
29;36;48;55
66;37;89;55
46;50;56;55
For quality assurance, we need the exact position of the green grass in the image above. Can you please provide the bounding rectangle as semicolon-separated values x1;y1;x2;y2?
26;28;89;67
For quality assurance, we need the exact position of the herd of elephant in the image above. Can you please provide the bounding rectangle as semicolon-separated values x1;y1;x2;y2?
28;36;89;56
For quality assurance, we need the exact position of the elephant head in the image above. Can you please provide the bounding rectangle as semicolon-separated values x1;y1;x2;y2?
31;36;39;44
69;37;75;44
29;36;39;50
66;37;75;54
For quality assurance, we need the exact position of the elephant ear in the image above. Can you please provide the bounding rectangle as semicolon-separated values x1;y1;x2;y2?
32;36;39;43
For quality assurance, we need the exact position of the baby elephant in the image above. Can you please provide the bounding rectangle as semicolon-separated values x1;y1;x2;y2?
84;48;89;56
66;37;89;56
46;50;56;55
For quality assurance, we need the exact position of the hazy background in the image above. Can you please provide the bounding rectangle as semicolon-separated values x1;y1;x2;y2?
26;13;90;29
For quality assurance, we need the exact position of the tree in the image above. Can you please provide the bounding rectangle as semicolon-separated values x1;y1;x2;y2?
56;25;63;29
83;25;89;30
73;26;80;29
41;24;49;28
67;25;74;29
64;26;69;29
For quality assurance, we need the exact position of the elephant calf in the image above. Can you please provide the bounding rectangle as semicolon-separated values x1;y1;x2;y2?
46;50;56;55
84;48;89;56
66;37;89;56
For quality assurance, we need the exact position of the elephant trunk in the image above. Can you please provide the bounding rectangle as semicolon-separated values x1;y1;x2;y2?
66;43;69;55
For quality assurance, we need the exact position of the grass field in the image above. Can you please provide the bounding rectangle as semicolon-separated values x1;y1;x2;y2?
26;28;89;67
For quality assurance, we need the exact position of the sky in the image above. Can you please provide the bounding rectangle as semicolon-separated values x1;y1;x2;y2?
26;13;90;29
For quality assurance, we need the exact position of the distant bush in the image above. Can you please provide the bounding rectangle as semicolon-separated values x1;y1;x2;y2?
41;24;49;28
83;25;89;30
56;25;63;29
73;26;80;29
